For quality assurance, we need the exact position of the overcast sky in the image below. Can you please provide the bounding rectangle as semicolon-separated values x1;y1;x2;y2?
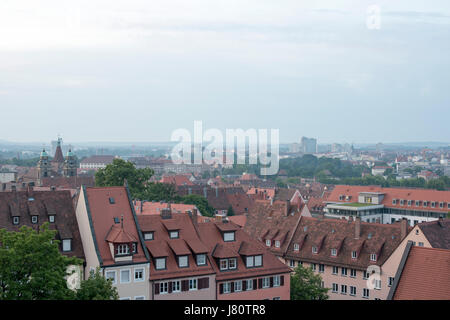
0;0;449;144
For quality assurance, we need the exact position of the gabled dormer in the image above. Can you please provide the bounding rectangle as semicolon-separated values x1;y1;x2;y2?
105;218;138;263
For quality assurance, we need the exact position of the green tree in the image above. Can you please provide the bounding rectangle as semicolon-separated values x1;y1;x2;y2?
290;265;329;300
227;205;235;216
179;194;215;217
95;158;154;198
0;223;82;300
143;182;180;202
75;268;119;300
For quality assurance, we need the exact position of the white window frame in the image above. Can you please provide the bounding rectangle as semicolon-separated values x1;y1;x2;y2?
134;267;145;282
370;253;377;261
120;269;131;284
246;279;253;291
318;264;325;273
351;251;357;259
312;246;318;254
332;283;338;293
265;239;271;247
234;280;242;292
172;280;181;292
341;267;347;276
220;259;228;271
228;258;237;270
350;286;356;296
293;243;299;251
273;275;281;287
31;215;38;224
275;240;280;248
341;284;347;295
196;254;206;266
178;255;189;268
262;277;270;288
116;244;130;256
289;260;296;268
388;277;394;287
105;270;117;285
331;248;337;256
155;258;166;270
332;266;338;275
49;215;55;223
62;239;72;252
144;232;154;241
363;288;370;299
223;232;235;242
159;282;168;294
12;216;19;225
189;278;198;291
350;269;357;278
169;230;179;239
223;282;231;293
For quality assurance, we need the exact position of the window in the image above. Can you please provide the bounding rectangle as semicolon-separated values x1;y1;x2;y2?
388;277;394;287
196;254;206;266
370;253;377;261
273;275;281;287
423;201;428;207
407;200;412;206
341;267;347;276
418;242;424;247
375;279;381;290
400;199;404;205
105;270;116;284
363;288;370;298
155;258;166;270
350;269;357;278
294;243;299;251
265;240;271;247
332;283;338;293
134;268;144;282
172;280;181;292
220;259;228;271
160;282;168;294
351;251;357;259
392;199;397;205
62;239;72;252
262;277;270;288
144;232;154;241
431;202;436;208
228;258;237;270
223;232;235;242
275;240;280;248
12;216;19;225
178;255;188;268
246;279;253;291
350;286;356;296
223;282;231;294
312;246;318;254
318;264;325;273
289;260;296;268
331;248;337;256
49;215;55;223
363;271;369;280
341;285;347;295
254;255;262;267
116;244;129;256
332;266;338;275
132;243;137;254
120;269;131;284
439;202;444;208
109;197;115;204
415;201;420;206
189;278;198;291
246;256;254;268
234;280;242;292
169;230;179;239
311;263;316;271
31;216;38;224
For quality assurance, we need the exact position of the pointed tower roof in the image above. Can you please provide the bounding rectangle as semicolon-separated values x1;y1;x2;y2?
52;138;64;163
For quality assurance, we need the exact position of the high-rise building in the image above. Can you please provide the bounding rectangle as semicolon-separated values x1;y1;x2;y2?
301;137;317;154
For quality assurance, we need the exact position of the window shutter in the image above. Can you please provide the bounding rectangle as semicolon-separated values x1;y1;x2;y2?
219;283;224;294
253;279;257;290
202;277;209;289
258;278;263;289
231;281;235;293
198;278;204;290
242;280;247;291
181;280;189;291
270;277;274;288
168;281;173;293
280;275;285;286
154;282;160;295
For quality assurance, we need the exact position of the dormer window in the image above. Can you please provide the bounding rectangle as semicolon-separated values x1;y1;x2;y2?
196;254;206;266
275;240;280;248
116;244;130;256
178;255;189;268
169;230;179;239
49;215;55;223
331;248;337;256
399;199;404;206
12;217;19;225
370;253;377;261
223;231;235;242
312;246;318;254
431;202;436;208
415;201;420;206
407;200;412;206
144;232;154;241
294;244;299;251
351;251;357;259
155;257;166;270
132;242;137;254
220;258;237;270
31;216;38;224
62;239;72;252
246;255;262;268
265;240;271;247
392;199;397;205
109;197;115;204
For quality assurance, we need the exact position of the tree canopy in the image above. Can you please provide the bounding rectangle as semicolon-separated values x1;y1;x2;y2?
75;268;119;300
290;265;329;300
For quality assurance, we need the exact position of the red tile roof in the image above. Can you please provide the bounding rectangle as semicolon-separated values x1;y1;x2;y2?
393;246;450;300
83;186;148;266
161;175;194;186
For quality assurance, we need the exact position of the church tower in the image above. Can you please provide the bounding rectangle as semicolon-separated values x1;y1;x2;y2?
63;149;77;177
37;149;51;183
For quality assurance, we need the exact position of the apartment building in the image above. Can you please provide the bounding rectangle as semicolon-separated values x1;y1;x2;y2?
75;185;151;300
325;185;449;226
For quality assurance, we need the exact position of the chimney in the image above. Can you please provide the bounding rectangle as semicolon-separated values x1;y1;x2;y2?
192;208;198;227
285;200;290;216
401;218;408;239
215;187;218;197
355;217;361;239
